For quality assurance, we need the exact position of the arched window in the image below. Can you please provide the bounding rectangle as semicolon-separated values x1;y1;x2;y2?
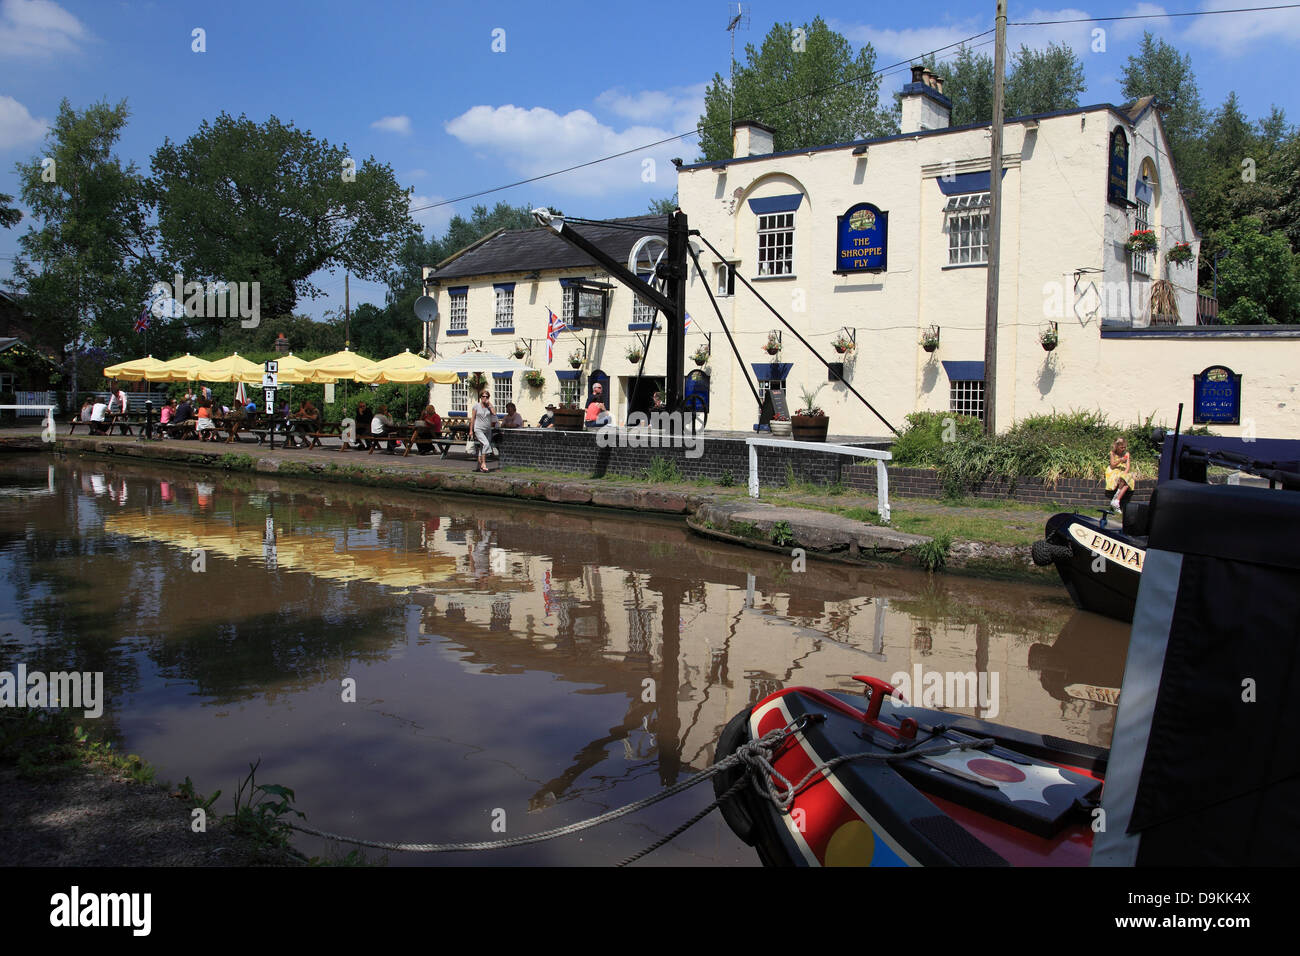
1133;159;1160;277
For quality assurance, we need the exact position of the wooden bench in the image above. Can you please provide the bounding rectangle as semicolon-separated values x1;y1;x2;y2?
300;421;342;449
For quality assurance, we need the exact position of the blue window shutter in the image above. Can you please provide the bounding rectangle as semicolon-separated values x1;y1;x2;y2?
555;370;581;381
491;371;512;379
493;282;515;292
750;362;793;381
448;286;468;296
936;170;1007;195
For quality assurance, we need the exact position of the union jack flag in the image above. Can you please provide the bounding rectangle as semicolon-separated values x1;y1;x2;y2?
546;308;566;364
684;312;693;330
134;305;149;334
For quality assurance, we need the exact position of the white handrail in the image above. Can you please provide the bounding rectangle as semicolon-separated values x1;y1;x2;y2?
746;437;892;522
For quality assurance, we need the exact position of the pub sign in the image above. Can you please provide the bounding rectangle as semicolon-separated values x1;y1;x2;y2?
1193;365;1242;425
1108;127;1130;206
835;203;888;273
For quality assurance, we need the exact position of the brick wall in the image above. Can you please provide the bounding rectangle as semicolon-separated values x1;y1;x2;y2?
843;464;1154;508
498;428;862;487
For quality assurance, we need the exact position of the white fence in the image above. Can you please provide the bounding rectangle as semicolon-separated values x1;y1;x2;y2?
746;437;893;522
0;405;56;441
13;391;56;416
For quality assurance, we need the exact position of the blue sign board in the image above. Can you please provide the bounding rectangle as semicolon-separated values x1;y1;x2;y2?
835;203;887;273
1193;365;1242;425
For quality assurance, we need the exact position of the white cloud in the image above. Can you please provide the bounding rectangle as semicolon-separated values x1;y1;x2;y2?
1111;3;1173;42
0;94;49;149
835;19;986;66
409;193;452;236
0;0;88;58
1180;0;1300;56
444;104;686;198
371;115;412;135
595;83;707;133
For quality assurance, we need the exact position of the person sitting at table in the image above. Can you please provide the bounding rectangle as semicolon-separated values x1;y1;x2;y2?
89;398;109;434
79;397;94;422
286;399;320;448
371;404;397;453
538;404;556;428
412;404;443;454
159;399;175;426
195;401;217;441
352;400;373;449
501;402;525;428
174;395;194;427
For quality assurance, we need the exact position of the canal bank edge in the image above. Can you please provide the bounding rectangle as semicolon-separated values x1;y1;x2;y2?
19;435;1054;581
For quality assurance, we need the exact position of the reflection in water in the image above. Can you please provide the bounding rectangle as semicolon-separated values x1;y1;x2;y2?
0;457;1128;865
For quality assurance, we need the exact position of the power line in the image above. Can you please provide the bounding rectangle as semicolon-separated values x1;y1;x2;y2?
1009;2;1300;26
409;28;997;216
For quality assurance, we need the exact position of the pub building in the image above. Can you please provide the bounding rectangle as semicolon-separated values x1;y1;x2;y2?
424;68;1297;437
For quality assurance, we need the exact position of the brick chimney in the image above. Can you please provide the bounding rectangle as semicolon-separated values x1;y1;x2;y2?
732;120;776;159
900;65;951;134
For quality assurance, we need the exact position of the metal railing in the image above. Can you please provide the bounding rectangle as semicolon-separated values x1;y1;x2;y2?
746;437;893;522
0;405;57;442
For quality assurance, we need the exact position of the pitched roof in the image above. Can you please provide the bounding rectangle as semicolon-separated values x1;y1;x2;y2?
428;215;669;281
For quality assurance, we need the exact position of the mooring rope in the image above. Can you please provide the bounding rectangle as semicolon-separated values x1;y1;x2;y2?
287;715;994;860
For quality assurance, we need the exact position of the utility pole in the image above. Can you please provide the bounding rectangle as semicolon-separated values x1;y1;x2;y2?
983;0;1007;436
344;273;351;348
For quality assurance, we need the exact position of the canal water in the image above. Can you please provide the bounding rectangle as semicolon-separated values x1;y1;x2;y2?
0;456;1130;865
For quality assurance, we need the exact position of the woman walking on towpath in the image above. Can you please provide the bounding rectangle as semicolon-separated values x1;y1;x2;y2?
472;389;496;472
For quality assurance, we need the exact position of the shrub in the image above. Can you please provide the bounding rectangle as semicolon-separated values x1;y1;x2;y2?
890;411;983;466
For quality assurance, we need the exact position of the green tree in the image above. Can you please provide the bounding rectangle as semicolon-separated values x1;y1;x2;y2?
930;46;994;127
430;201;541;264
151;113;417;326
697;17;896;161
11;99;168;394
1120;32;1205;173
647;194;678;215
0;193;20;229
1004;42;1086;117
1211;217;1300;324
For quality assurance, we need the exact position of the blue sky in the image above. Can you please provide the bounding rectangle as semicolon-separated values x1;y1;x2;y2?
1;0;1295;322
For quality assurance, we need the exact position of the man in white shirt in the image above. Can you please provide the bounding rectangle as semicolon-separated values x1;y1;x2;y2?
90;400;108;434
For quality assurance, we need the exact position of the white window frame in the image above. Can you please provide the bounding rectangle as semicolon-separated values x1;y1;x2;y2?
449;291;468;331
1133;198;1152;277
946;193;990;265
492;375;512;410
756;212;794;277
632;272;657;326
493;287;514;330
950;379;985;422
562;286;577;326
560;379;581;405
757;378;787;397
450;379;468;415
716;262;735;296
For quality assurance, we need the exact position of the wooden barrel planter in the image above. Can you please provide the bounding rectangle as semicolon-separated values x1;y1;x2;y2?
791;414;829;442
551;408;585;431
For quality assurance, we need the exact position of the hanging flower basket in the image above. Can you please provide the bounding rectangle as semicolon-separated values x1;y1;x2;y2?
626;346;644;363
513;348;527;359
763;333;782;356
921;325;941;353
466;373;488;393
832;334;855;354
1039;327;1059;352
1165;241;1194;266
568;349;584;369
1124;229;1158;254
523;370;545;388
691;347;710;366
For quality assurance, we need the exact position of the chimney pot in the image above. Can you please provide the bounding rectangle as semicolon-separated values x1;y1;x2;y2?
911;65;926;84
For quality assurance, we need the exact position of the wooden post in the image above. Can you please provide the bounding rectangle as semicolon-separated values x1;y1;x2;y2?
983;0;1007;436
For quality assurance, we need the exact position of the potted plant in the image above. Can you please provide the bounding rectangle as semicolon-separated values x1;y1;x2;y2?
568;349;584;369
513;346;527;359
691;346;710;366
1039;325;1059;352
1124;229;1158;255
832;332;855;355
769;412;792;437
551;398;585;431
466;372;488;393
625;344;644;363
791;384;829;442
763;332;782;356
1165;241;1193;266
921;325;940;353
523;369;546;388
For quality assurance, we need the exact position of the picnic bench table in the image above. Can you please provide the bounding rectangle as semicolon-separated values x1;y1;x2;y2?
68;413;133;436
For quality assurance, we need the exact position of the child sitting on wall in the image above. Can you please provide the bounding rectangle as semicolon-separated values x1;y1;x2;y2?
1106;437;1133;511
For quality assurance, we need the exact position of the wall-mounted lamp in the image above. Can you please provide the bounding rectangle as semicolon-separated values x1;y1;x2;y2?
851;145;868;156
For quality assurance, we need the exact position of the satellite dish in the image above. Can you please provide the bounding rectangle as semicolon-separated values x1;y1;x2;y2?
414;295;438;322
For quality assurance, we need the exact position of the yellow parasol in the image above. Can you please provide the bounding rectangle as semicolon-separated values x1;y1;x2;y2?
355;350;459;385
307;348;376;382
268;353;318;385
144;353;212;382
102;355;168;381
185;352;263;383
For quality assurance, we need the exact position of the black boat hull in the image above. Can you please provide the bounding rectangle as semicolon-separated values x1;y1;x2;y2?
1032;513;1144;622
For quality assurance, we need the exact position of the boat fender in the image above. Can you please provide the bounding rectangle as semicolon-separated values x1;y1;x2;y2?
1031;540;1073;566
712;707;761;845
